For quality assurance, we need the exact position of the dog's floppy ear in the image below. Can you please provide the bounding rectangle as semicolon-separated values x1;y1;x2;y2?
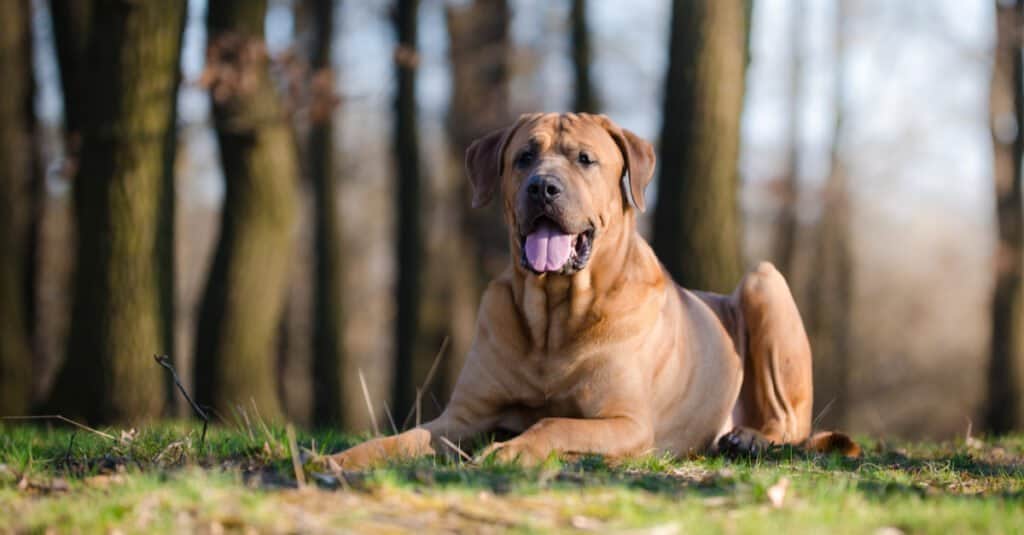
465;115;534;208
604;120;656;212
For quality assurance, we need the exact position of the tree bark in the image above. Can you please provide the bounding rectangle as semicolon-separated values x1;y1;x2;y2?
773;0;803;277
571;0;597;113
391;0;425;420
50;0;93;169
194;0;300;421
0;0;34;416
437;0;512;408
46;0;184;422
304;0;348;428
23;14;45;401
806;0;853;429
652;0;748;293
986;0;1024;433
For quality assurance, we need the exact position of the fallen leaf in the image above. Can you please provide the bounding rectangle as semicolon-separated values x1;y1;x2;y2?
767;477;790;508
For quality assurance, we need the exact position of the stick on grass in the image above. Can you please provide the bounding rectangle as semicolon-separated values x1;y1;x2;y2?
1;415;115;441
358;369;380;437
402;337;450;430
439;436;472;463
154;354;209;450
286;424;306;488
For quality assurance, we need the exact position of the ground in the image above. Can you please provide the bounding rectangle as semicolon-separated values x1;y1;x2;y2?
1;421;1022;534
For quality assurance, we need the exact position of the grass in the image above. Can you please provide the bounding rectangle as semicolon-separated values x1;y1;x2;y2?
1;421;1022;533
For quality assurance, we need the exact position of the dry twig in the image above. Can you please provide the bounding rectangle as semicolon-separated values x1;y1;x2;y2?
402;337;450;430
286;424;306;488
153;354;209;450
1;415;115;441
358;369;380;436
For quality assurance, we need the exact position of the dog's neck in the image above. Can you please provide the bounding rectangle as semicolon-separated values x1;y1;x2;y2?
510;212;654;352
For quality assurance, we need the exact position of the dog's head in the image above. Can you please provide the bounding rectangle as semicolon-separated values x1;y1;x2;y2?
465;113;655;276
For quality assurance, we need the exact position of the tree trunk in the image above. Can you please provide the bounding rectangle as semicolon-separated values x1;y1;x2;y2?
50;0;93;154
23;22;45;401
806;0;853;429
391;0;425;421
304;0;348;428
46;0;184;422
438;0;512;409
773;0;803;277
651;0;748;293
194;0;300;421
19;0;41;367
986;0;1024;433
0;0;34;416
570;0;597;113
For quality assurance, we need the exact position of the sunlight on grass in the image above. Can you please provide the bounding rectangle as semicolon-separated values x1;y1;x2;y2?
1;422;1022;533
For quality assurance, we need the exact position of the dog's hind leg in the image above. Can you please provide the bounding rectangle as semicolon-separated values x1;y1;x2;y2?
723;262;814;451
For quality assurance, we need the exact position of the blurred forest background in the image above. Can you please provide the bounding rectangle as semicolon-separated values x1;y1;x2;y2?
0;0;1022;440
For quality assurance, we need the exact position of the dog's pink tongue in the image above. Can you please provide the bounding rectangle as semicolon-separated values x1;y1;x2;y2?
524;221;573;272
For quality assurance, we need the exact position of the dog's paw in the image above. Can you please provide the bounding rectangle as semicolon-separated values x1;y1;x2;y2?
475;439;545;466
806;431;861;458
320;451;354;474
318;437;395;472
717;427;772;458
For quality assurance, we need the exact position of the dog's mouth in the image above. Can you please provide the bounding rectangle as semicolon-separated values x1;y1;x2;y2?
519;216;595;275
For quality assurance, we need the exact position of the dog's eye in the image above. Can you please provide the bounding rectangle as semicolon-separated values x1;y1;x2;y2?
578;152;595;166
515;151;535;168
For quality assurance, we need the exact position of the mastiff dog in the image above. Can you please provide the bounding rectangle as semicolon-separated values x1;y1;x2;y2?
326;113;856;469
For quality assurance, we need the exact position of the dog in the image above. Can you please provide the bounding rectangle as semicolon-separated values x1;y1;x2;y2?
326;113;857;470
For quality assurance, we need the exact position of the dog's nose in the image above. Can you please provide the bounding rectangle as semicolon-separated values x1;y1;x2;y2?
527;175;563;203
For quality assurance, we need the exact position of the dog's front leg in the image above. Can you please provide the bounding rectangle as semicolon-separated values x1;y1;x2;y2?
324;406;505;471
324;348;512;471
477;416;654;466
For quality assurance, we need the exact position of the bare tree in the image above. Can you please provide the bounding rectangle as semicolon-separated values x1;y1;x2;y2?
806;0;853;428
300;0;349;428
49;0;92;162
652;0;749;293
47;0;185;422
571;0;597;113
391;0;425;419
773;0;805;277
438;0;512;401
194;0;300;420
0;0;34;415
22;7;44;399
986;0;1024;433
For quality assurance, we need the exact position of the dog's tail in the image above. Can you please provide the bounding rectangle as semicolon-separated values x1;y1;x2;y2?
805;431;861;458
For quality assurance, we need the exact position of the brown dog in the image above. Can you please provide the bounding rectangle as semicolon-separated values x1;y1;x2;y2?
327;113;853;470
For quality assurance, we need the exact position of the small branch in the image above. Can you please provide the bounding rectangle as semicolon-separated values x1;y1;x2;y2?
286;424;306;488
357;369;380;437
402;337;450;430
1;415;115;441
382;402;399;435
249;398;278;454
438;436;472;463
153;354;209;450
811;398;836;430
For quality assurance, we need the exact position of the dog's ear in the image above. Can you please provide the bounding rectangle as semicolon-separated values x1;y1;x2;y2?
604;120;656;212
465;115;533;208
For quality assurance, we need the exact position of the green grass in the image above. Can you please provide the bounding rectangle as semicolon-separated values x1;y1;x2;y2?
1;421;1022;533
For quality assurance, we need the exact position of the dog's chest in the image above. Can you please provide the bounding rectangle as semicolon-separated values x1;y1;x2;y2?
514;346;591;405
